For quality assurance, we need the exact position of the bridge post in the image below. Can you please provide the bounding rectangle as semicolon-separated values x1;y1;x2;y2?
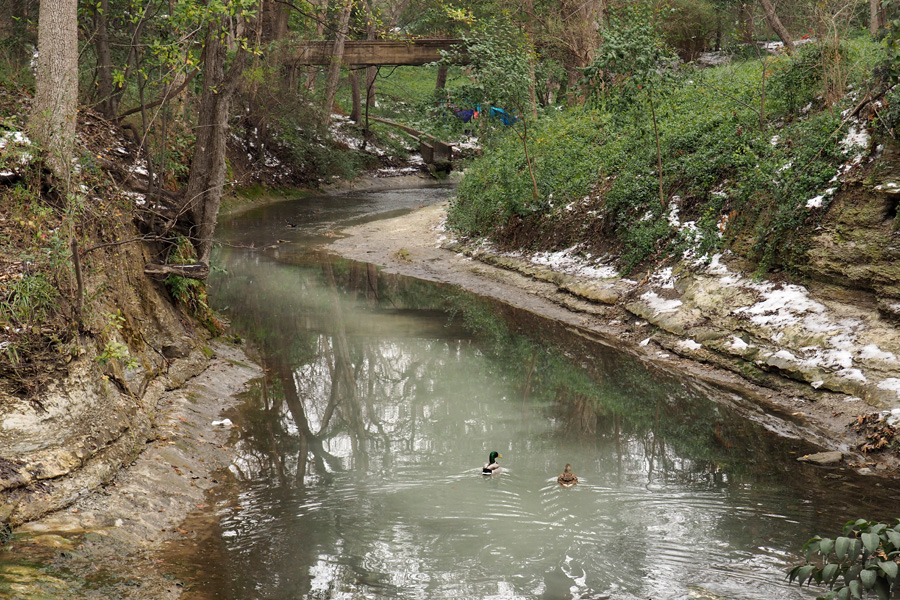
433;141;452;163
419;140;434;163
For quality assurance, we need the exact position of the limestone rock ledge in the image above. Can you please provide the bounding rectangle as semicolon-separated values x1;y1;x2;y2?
0;343;215;527
452;244;900;412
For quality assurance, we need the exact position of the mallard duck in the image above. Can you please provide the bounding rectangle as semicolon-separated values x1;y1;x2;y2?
482;451;502;475
557;464;578;487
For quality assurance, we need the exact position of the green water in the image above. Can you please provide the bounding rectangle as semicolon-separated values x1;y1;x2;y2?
193;187;896;600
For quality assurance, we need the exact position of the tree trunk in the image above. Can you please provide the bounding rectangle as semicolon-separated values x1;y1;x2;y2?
30;0;78;184
870;0;884;35
365;67;377;109
364;0;377;109
262;0;289;41
566;66;580;107
759;0;795;54
305;0;327;93
349;68;362;122
524;0;538;118
322;0;352;115
93;0;117;119
177;21;247;273
739;3;754;44
435;65;448;90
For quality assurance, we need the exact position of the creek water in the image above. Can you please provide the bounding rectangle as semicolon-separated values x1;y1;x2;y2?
195;184;896;600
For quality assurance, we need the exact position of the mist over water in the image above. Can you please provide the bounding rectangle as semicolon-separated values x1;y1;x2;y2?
198;186;895;600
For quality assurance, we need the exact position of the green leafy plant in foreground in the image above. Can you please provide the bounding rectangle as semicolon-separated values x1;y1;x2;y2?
789;519;900;600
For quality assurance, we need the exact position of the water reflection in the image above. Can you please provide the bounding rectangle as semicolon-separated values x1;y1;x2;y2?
197;190;898;600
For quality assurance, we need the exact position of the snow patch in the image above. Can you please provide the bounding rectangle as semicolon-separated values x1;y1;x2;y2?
706;253;730;276
727;336;749;352
837;368;866;383
841;123;870;151
650;267;675;289
735;283;825;328
530;247;619;279
859;344;897;363
877;378;900;398
678;339;702;351
640;291;682;315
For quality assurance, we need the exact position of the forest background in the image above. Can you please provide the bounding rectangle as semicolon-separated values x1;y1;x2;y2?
0;0;898;413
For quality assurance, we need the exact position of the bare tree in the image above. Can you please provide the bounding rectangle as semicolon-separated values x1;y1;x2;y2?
322;0;353;115
30;0;78;183
146;19;248;278
739;2;755;44
759;0;795;53
870;0;884;35
551;0;605;105
92;0;116;119
183;23;247;271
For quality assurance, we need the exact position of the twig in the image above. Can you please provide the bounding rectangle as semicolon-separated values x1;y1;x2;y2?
70;239;84;329
80;234;177;255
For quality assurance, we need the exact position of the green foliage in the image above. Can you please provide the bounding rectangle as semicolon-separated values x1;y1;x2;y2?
277;115;367;180
661;0;720;57
449;42;874;273
449;109;607;235
96;311;137;369
879;0;900;81
97;340;135;368
165;274;226;335
439;14;534;115
583;0;679;108
768;44;825;116
789;519;900;600
0;274;58;325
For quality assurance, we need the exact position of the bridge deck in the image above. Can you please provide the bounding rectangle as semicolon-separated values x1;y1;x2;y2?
288;39;465;66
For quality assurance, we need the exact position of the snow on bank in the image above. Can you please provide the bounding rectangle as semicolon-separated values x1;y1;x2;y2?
0;131;33;173
530;247;619;279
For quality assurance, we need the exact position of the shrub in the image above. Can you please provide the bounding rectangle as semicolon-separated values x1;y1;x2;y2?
0;273;58;325
768;44;825;116
789;519;900;600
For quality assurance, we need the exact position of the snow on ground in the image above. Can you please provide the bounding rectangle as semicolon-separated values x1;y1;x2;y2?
640;290;682;315
677;339;702;351
650;266;675;289
859;344;898;363
878;379;900;396
842;122;870;151
727;335;749;353
690;252;900;395
0;130;33;167
529;246;619;279
735;281;826;328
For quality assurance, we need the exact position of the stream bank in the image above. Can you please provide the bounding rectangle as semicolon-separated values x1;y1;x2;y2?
327;201;900;476
0;340;261;599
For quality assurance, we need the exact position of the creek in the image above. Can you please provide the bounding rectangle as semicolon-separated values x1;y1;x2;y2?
187;184;896;600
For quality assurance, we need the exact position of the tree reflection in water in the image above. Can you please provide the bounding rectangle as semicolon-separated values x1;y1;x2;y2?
207;251;897;600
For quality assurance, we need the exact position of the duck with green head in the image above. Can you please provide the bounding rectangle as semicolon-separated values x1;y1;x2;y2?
482;451;502;475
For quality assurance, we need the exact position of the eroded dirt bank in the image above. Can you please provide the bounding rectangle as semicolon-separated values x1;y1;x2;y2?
328;201;900;475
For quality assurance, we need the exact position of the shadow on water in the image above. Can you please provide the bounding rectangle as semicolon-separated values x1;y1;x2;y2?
160;188;899;600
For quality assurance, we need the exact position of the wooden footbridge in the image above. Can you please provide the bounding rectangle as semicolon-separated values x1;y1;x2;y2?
288;39;465;67
289;38;464;168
